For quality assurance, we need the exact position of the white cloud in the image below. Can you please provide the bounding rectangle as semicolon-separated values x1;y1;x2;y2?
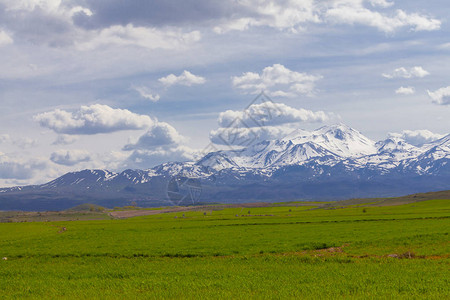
252;0;321;30
50;149;91;166
52;134;78;145
34;104;154;135
1;0;65;12
382;66;430;79
0;30;13;46
211;101;334;146
395;86;415;95
210;125;299;146
133;86;160;102
158;70;206;87
388;130;444;146
123;122;186;151
214;0;320;34
369;0;394;8
0;0;92;18
427;86;450;105
213;18;255;34
76;25;201;51
326;4;440;33
122;120;194;168
70;6;93;17
124;146;195;169
232;64;322;97
219;102;331;127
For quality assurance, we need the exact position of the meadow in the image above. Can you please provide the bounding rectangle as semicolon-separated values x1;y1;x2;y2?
0;198;448;299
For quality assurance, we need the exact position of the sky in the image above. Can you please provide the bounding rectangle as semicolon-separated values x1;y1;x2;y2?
0;0;449;187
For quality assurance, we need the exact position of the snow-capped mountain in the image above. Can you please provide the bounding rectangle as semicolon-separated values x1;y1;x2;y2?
0;124;449;211
282;124;377;157
199;124;377;171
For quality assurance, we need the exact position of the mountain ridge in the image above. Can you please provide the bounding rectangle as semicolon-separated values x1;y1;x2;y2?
1;124;449;210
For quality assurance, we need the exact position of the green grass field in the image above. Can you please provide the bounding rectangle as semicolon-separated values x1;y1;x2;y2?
0;199;449;299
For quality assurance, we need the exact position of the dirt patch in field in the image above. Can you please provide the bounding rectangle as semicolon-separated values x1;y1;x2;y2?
108;202;275;219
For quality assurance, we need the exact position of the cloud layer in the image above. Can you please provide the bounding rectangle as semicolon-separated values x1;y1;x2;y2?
50;150;92;166
76;25;201;51
0;153;46;180
214;0;440;34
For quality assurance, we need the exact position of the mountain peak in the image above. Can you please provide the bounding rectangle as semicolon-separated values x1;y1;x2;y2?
284;123;376;158
376;137;417;153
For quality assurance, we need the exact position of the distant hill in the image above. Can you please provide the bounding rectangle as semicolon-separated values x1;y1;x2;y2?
324;190;450;207
66;204;106;212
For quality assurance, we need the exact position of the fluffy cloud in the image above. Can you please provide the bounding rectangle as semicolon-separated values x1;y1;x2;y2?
210;125;298;146
50;150;91;166
218;102;331;127
427;86;450;105
388;130;444;146
0;30;13;46
232;64;322;97
123;122;185;151
122;121;193;168
395;86;415;95
382;66;429;79
34;104;154;135
124;146;195;169
133;86;160;102
158;70;206;87
211;101;333;146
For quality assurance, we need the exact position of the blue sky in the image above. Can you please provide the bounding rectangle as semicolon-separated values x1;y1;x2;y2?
0;0;449;186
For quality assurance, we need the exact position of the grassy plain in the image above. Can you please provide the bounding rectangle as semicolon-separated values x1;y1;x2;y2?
0;198;449;299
